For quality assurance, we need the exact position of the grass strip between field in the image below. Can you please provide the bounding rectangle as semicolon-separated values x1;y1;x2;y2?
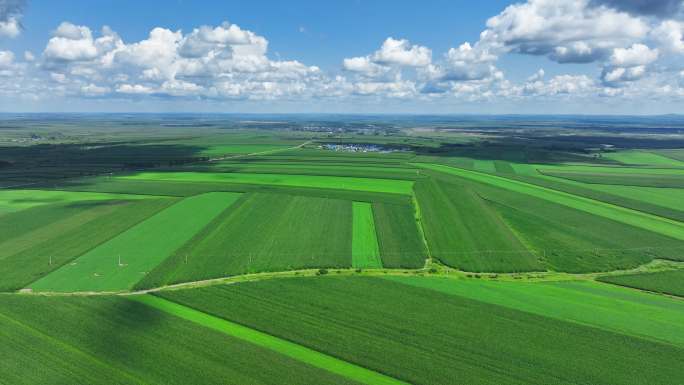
352;202;382;269
133;294;407;385
414;163;684;241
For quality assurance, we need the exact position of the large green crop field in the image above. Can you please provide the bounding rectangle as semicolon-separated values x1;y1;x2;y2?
372;202;426;268
414;177;542;272
3;117;684;384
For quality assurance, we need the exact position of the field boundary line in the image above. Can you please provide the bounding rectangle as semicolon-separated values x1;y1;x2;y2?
131;294;410;385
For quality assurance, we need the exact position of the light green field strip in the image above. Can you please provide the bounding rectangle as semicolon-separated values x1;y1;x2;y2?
30;192;242;292
120;172;414;195
352;202;382;269
386;276;684;347
133;295;407;385
0;189;151;214
415;163;684;241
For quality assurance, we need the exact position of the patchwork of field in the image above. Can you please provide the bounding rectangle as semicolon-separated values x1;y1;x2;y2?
416;163;684;241
387;276;684;347
598;270;684;297
136;193;353;289
134;295;402;385
507;166;684;222
121;171;415;195
158;276;684;385
0;295;358;385
31;192;242;292
3;126;684;384
0;198;174;291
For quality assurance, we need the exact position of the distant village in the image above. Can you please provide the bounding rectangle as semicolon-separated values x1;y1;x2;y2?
318;143;407;153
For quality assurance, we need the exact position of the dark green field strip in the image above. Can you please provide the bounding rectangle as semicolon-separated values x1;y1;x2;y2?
372;202;426;268
159;276;684;385
137;193;353;289
31;192;241;293
51;177;413;204
414;177;542;272
540;170;684;188
0;295;358;385
386;276;684;347
471;181;684;273
0;199;174;292
599;270;684;297
136;295;404;385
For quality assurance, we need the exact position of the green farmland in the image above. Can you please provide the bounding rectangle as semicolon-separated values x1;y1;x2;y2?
136;193;354;288
31;192;241;292
2;116;684;384
159;276;684;385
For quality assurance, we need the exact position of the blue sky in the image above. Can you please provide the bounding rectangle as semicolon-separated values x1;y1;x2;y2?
1;0;683;113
